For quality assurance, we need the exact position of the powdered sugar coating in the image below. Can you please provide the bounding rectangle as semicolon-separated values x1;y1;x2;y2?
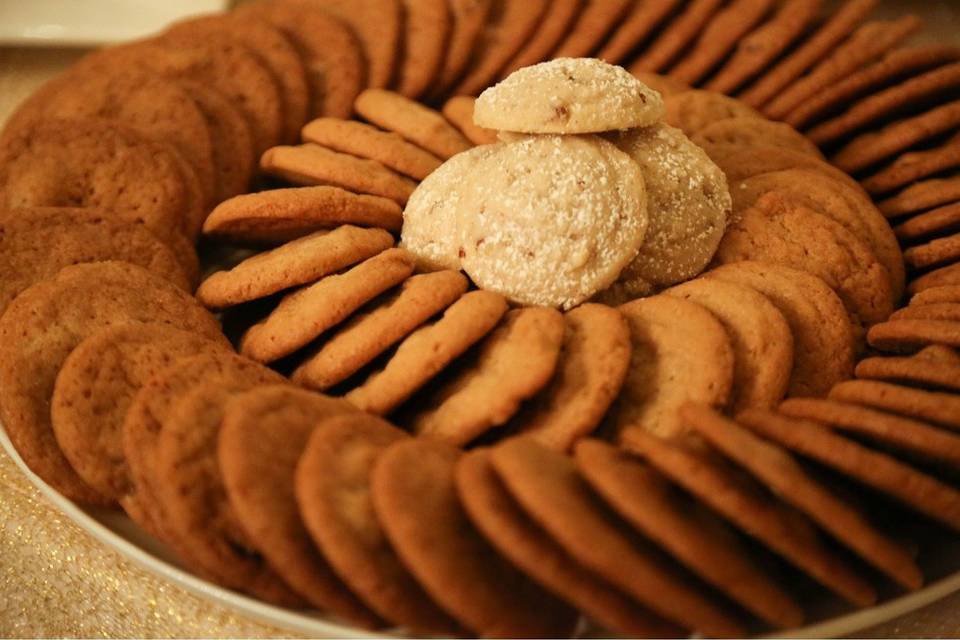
459;134;648;309
474;58;665;134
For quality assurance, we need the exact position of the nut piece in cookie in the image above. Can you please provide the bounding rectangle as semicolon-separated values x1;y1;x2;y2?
474;58;665;134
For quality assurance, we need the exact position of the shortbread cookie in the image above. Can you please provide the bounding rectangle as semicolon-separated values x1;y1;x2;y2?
829;379;960;430
909;262;960;294
705;261;855;398
663;90;764;136
302;118;443;180
904;234;960;271
295;412;460;634
411;308;565;446
372;438;577;637
612;295;735;442
665;278;794;412
895;202;960;243
856;346;960;392
197;226;394;309
863;133;960;196
218;386;383;625
692;117;823;158
879;176;960;218
261;144;417;206
490;438;745;637
598;0;681;64
432;0;493;94
240;248;415;362
628;0;725;73
518;304;631;451
456;450;683;638
497;0;581;78
0;262;223;504
867;319;960;352
551;0;633;58
441;96;498;145
203;187;403;243
459;135;648;309
683;404;922;590
474;58;664;134
293;271;468;390
396;0;451;98
346;290;508;415
893;302;960;322
911;285;960;305
355;89;472;159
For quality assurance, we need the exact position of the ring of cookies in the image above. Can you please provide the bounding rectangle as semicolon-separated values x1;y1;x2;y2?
2;0;960;636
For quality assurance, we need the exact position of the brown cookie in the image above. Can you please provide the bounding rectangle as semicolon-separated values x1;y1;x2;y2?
456;449;684;638
612;295;735;442
866;319;960;353
240;248;415;363
203;186;403;244
892;302;960;322
0;262;223;504
664;278;794;413
517;304;631;452
630;71;692;96
432;0;494;95
396;0;451;98
372;438;578;637
895;202;960;243
294;411;459;634
218;385;383;625
856;345;960;392
705;261;855;398
302;118;443;180
863;132;960;197
878;175;960;218
355;89;473;159
490;438;746;637
622;429;878;607
261;144;417;205
551;0;632;58
693;117;822;159
708;145;865;195
197;226;394;309
911;284;960;305
410;307;565;446
628;0;725;74
829;379;960;431
597;0;680;64
293;270;468;390
662;89;763;136
441;96;499;145
574;439;804;629
346;290;508;416
683;404;922;590
904;233;960;271
497;0;581;78
308;0;402;90
909;261;960;294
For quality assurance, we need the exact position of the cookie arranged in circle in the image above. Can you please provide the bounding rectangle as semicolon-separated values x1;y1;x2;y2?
894;202;960;244
662;90;763;136
911;285;960;306
440;96;498;146
310;0;401;90
856;346;960;393
878;175;960;219
909;262;960;295
709;145;866;194
865;134;960;197
355;89;472;160
432;0;493;93
692;117;822;159
829;379;960;437
892;302;960;322
496;0;580;80
598;0;682;64
867;319;960;353
395;0;451;98
628;0;725;74
553;0;633;58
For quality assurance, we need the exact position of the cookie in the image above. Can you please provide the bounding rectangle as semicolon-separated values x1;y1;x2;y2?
431;0;493;94
631;71;691;96
737;409;960;533
705;261;855;398
878;176;960;218
371;438;577;637
739;0;878;109
574;439;804;629
856;346;960;392
628;0;725;73
606;123;731;289
261;144;418;206
203;186;403;244
475;58;664;134
355;89;473;160
597;0;681;64
345;290;508;415
904;233;960;271
459;135;648;309
829;379;960;430
517;304;631;452
496;0;581;78
410;307;565;446
692;117;823;159
866;319;960;353
217;385;382;625
239;248;415;363
0;262;223;504
197;226;394;309
909;262;960;294
455;449;684;638
895;202;960;243
612;295;735;442
863;132;960;197
294;411;459;634
708;145;865;195
911;284;960;305
662;90;763;136
490;438;746;637
892;302;960;322
551;0;632;58
309;0;402;90
622;428;877;607
440;96;498;145
669;0;775;86
396;0;451;98
665;278;794;412
705;0;820;95
292;270;468;390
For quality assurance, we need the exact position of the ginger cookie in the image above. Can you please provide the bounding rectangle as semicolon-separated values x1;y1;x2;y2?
683;404;922;590
490;438;746;637
475;58;664;134
864;133;960;197
432;0;493;94
0;261;223;505
309;0;401;90
456;449;684;638
628;0;724;73
912;284;960;305
551;0;632;58
856;346;960;393
662;89;764;137
879;176;960;218
612;295;735;442
302;118;442;181
737;409;960;533
909;262;960;294
261;144;417;206
294;412;459;634
705;261;855;398
517;304;631;452
597;0;680;64
632;71;691;96
829;379;960;431
396;0;451;98
293;271;468;390
895;202;960;243
355;89;473;160
410;307;565;446
197;226;394;309
497;0;581;79
692;117;823;159
240;248;415;363
665;278;794;412
708;145;865;195
372;438;577;637
203;186;403;244
574;439;804;629
867;319;960;353
893;302;960;322
346;290;508;415
440;96;498;145
217;386;382;625
904;233;960;271
622;428;877;607
705;0;820;95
